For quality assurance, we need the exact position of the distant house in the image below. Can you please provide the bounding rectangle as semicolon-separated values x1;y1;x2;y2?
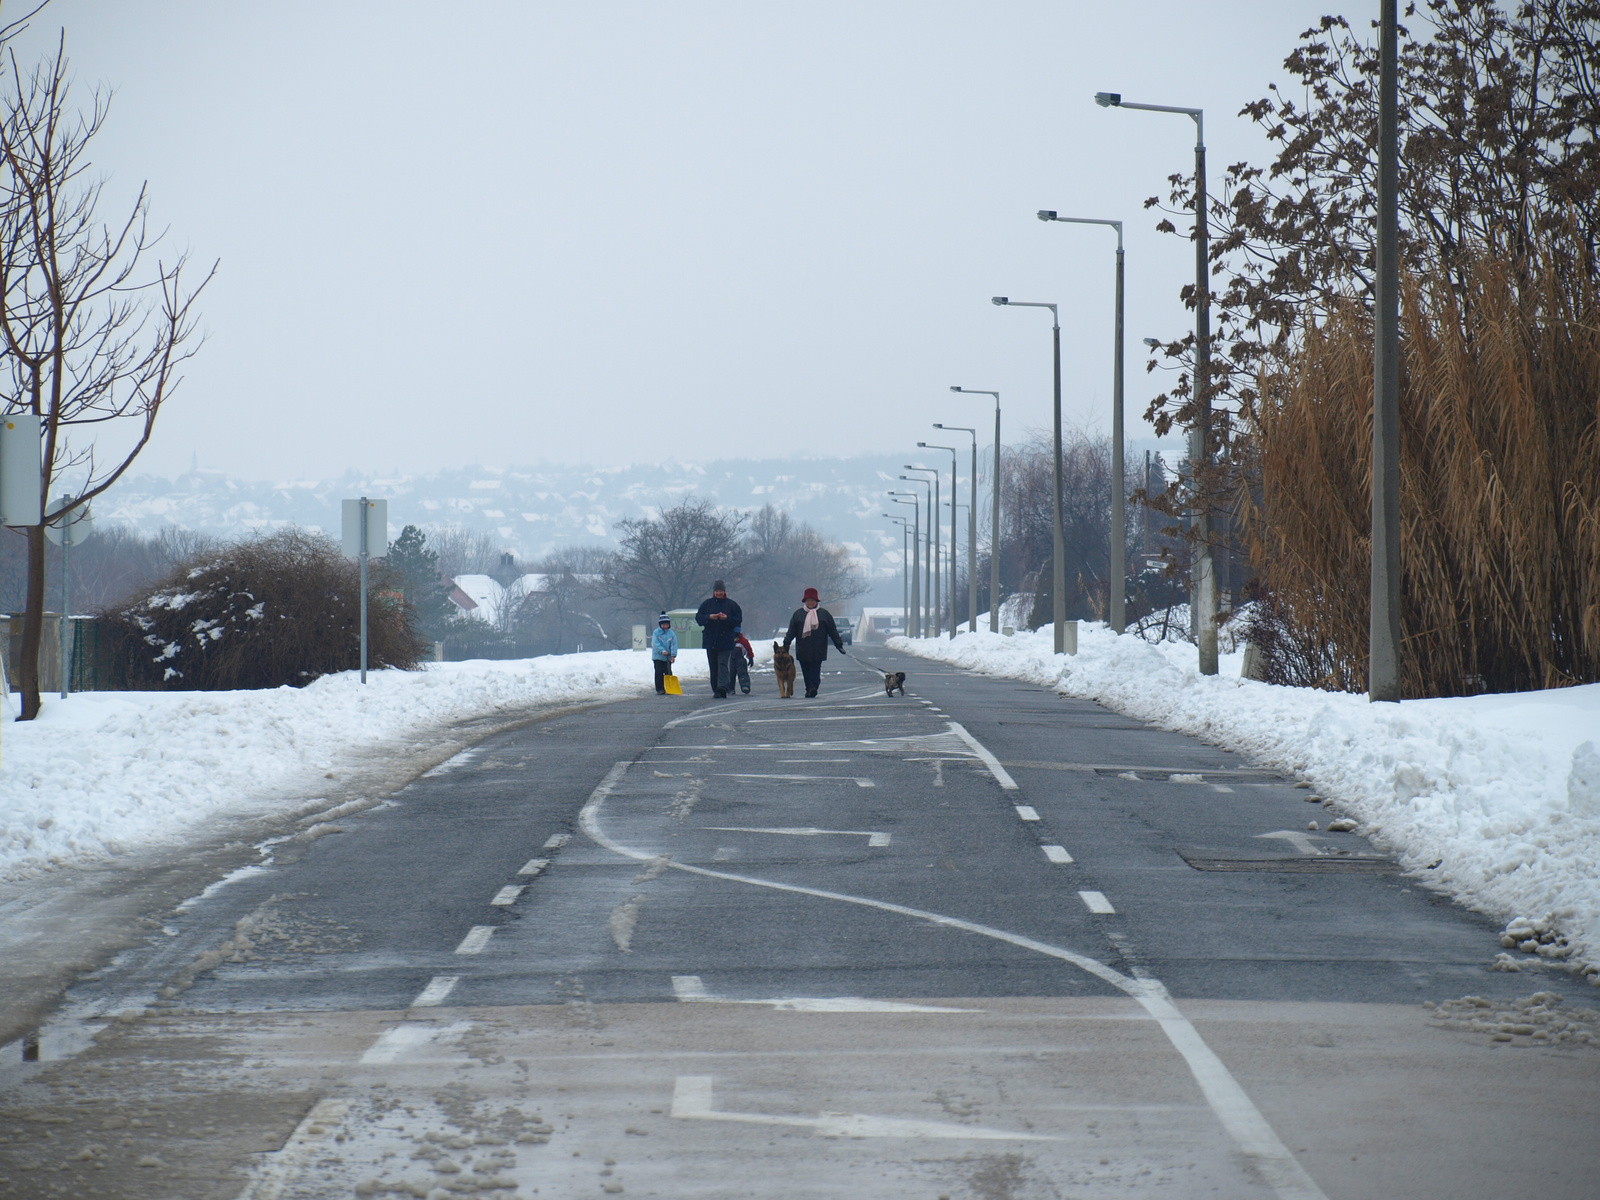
446;572;605;626
447;573;546;626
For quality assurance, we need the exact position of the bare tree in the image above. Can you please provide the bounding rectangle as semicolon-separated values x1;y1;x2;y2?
739;504;866;633
604;497;748;613
0;36;214;718
428;528;504;583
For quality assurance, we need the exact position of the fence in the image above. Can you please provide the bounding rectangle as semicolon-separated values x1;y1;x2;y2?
0;615;129;693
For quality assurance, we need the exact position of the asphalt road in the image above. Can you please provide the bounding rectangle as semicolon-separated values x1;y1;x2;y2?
2;646;1595;1200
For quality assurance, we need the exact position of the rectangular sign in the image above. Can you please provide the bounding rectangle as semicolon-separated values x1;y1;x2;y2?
0;414;41;527
341;498;388;558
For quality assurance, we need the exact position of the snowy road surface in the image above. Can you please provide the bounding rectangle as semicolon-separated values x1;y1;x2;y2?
0;647;1596;1199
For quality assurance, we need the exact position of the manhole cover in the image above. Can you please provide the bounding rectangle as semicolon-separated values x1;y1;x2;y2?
1176;847;1398;873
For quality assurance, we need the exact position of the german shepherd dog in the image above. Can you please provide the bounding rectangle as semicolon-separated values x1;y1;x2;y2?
772;642;797;698
883;670;907;697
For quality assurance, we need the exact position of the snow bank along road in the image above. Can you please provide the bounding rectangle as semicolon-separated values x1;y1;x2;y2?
1;648;1596;1199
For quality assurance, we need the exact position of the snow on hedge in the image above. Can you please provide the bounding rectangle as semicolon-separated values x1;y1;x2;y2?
0;650;701;879
891;625;1600;981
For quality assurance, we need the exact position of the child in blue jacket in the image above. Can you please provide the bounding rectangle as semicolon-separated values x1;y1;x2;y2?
651;612;678;695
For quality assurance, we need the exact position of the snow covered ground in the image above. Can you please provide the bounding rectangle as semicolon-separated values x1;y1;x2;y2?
891;625;1600;984
0;650;707;880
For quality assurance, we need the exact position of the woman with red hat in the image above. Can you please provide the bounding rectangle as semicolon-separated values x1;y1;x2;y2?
781;587;846;698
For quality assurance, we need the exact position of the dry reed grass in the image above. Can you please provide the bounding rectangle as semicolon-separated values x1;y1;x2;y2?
1241;242;1600;696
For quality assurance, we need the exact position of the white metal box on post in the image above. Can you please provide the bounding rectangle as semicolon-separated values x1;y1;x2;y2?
0;414;42;527
341;498;388;684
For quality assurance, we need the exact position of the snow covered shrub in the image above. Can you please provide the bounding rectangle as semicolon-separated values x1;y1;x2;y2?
97;529;426;689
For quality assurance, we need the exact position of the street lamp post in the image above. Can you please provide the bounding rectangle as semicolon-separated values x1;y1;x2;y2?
1095;89;1217;674
1370;0;1401;702
951;387;1001;633
888;493;921;637
903;467;940;637
935;421;979;635
920;439;961;639
993;296;1067;654
1037;210;1126;634
883;514;911;635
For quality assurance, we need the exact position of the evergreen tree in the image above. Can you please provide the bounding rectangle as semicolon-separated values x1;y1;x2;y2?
387;525;454;639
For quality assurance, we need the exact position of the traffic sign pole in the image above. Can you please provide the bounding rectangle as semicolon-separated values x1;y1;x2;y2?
359;495;369;685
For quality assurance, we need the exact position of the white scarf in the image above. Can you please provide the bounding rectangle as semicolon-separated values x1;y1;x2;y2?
803;606;819;635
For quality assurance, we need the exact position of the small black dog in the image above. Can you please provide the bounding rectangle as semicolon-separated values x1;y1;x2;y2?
883;671;907;696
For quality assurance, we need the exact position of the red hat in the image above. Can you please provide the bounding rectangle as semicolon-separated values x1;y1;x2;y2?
802;587;820;602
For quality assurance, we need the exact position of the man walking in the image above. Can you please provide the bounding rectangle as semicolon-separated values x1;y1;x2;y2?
695;579;742;699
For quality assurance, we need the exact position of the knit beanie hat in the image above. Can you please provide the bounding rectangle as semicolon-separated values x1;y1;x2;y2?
713;579;726;592
802;587;820;602
658;612;671;624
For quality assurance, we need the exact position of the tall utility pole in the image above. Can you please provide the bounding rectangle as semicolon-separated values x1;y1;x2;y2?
1370;0;1402;702
992;297;1066;653
1095;91;1217;672
951;388;1001;633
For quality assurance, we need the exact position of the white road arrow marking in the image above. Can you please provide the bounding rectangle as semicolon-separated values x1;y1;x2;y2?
704;825;890;847
671;1076;1050;1140
1255;830;1325;856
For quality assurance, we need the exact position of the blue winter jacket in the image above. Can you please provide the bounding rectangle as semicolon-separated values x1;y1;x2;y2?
651;626;678;661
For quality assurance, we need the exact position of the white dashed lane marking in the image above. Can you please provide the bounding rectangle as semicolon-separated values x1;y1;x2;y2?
410;975;459;1007
1042;844;1074;864
543;833;570;849
1015;805;1040;821
517;858;549;876
489;886;525;906
1079;891;1116;914
454;926;495;954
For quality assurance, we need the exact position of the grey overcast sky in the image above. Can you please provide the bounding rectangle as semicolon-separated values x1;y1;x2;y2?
11;1;1339;480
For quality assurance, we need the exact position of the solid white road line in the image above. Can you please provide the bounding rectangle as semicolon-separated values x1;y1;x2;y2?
1079;890;1116;914
543;833;570;848
1042;844;1074;864
517;857;549;876
410;976;459;1007
1014;805;1040;821
947;722;1018;789
454;926;495;955
582;762;1326;1199
489;886;524;906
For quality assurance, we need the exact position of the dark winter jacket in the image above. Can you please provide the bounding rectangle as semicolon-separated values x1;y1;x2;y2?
695;595;743;650
783;606;845;662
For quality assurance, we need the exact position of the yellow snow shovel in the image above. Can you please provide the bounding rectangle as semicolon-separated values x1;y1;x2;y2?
663;672;683;695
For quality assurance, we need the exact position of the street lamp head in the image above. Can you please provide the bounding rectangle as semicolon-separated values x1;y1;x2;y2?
932;423;944;429
1143;337;1162;348
916;441;927;448
991;296;1008;306
1037;210;1057;221
948;385;961;392
1095;91;1121;108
